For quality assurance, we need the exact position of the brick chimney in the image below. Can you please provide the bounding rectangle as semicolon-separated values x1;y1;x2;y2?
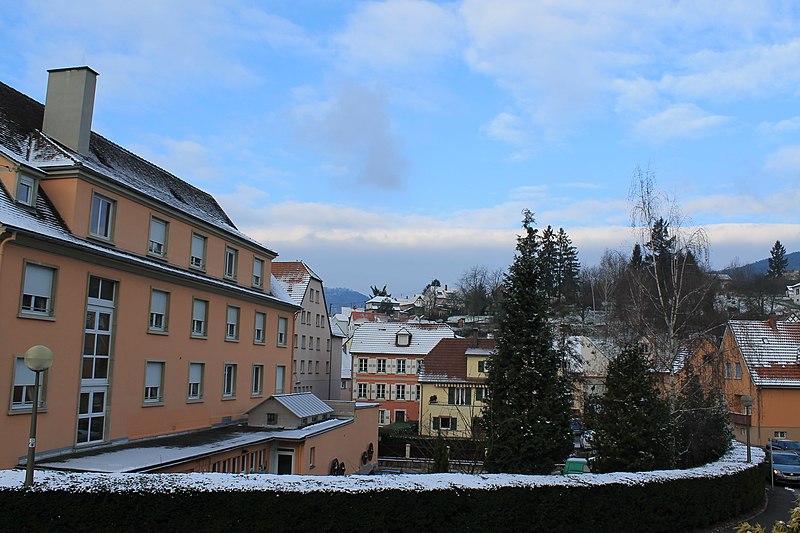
42;66;98;155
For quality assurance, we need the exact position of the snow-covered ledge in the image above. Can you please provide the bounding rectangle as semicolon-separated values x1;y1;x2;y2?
0;441;762;493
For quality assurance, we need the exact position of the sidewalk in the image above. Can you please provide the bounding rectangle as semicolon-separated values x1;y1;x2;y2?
749;485;798;530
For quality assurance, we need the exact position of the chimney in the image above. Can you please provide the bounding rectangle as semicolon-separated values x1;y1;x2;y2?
766;314;778;331
42;66;98;155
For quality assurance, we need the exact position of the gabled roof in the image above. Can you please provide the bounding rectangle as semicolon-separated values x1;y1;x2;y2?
419;338;495;383
272;261;322;306
0;80;273;255
728;319;800;388
264;392;335;419
350;321;455;356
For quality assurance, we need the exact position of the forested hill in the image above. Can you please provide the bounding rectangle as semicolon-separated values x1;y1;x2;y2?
722;251;800;276
324;287;369;314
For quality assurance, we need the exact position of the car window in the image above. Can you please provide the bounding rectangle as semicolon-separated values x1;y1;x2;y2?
773;454;800;466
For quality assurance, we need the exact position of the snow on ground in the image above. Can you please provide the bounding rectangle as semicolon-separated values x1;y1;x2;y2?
0;441;763;493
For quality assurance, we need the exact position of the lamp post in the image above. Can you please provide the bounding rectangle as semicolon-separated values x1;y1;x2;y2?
740;394;754;464
23;345;53;488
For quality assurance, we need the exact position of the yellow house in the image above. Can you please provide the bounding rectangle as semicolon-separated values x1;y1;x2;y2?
418;338;495;439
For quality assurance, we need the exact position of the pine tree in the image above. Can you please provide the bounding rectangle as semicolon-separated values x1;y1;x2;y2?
483;210;573;474
540;225;557;298
555;227;580;302
767;240;788;278
594;344;671;473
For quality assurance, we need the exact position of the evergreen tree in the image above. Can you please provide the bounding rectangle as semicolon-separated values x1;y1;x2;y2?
430;432;450;473
629;244;644;269
540;225;557;298
672;368;732;469
594;344;671;473
483;210;573;474
767;240;788;278
555;227;580;302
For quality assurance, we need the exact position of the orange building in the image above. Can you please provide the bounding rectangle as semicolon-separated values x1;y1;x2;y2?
350;321;455;425
0;67;376;474
721;316;800;446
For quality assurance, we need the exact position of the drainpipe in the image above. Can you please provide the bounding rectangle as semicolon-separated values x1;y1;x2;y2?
0;229;18;270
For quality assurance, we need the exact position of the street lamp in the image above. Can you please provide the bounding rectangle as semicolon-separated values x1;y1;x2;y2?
740;394;754;464
23;345;53;488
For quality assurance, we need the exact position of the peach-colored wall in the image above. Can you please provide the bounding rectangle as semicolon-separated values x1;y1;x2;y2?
296;407;379;475
0;239;294;468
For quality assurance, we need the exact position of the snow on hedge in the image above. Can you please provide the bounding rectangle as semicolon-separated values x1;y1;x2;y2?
0;441;763;493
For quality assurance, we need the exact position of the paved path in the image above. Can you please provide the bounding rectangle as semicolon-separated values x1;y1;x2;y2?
748;485;798;530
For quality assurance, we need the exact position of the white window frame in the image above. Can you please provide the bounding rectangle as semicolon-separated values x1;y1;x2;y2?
148;216;168;257
188;362;204;401
253;257;264;288
224;246;238;279
20;262;56;317
376;383;387;400
226;306;240;340
252;364;264;396
396;359;407;374
277;317;288;346
149;289;169;332
11;356;46;409
223;363;237;398
191;299;208;337
378;409;388;425
396;384;406;400
254;311;266;344
377;358;387;374
357;383;367;399
190;233;207;270
144;361;165;404
16;174;36;206
275;365;285;394
358;358;368;373
89;192;115;240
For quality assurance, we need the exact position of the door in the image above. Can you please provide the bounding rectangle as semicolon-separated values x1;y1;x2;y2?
277;449;294;474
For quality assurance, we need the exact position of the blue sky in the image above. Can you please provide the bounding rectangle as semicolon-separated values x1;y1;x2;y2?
1;1;799;296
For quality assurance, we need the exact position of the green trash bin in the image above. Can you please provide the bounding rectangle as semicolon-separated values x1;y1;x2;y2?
563;457;587;474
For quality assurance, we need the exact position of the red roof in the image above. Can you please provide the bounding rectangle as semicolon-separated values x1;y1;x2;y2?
420;337;495;382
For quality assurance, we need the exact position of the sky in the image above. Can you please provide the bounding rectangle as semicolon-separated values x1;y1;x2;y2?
1;1;799;296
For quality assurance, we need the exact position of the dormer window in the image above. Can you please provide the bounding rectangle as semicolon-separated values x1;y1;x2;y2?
396;329;411;347
15;175;37;207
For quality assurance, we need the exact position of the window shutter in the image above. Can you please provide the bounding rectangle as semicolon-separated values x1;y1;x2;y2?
192;300;205;322
465;388;472;405
448;388;455;405
368;358;377;374
389;384;395;400
151;290;167;314
255;312;265;331
433;417;440;430
189;363;202;383
227;306;238;324
15;357;36;386
149;219;166;245
191;234;204;258
369;383;376;400
410;384;417;400
146;362;162;388
387;359;396;374
409;359;416;374
24;264;53;297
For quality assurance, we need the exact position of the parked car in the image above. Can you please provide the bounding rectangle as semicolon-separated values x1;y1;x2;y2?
765;452;800;485
765;439;800;453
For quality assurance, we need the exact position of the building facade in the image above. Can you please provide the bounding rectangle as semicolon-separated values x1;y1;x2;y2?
350;322;455;426
0;67;372;474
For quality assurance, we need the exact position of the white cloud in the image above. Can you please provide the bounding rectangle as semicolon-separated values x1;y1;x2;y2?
764;145;800;173
632;103;730;142
289;83;408;189
334;0;463;70
482;112;528;146
758;116;800;135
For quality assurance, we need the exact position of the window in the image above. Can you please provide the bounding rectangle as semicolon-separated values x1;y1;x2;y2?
252;364;264;396
377;359;387;373
294;334;298;349
357;383;367;399
192;299;208;337
315;361;320;374
316;338;320;351
253;257;264;288
396;330;411;346
226;306;240;340
89;193;114;240
275;365;285;394
300;360;306;373
301;335;306;349
378;409;388;425
188;362;204;400
416;384;421;400
224;246;238;279
341;380;348;390
396;359;406;374
267;413;277;425
309;447;316;468
476;388;485;402
254;312;266;344
326;339;331;352
144;362;164;403
358;358;368;373
16;175;36;206
148;217;168;257
775;431;788;438
478;360;487;373
149;290;169;332
11;356;45;409
325;361;330;374
376;383;387;400
223;364;237;398
725;362;733;379
433;416;456;431
190;234;206;270
734;362;743;379
20;263;56;316
396;384;406;400
448;387;472;405
277;317;288;346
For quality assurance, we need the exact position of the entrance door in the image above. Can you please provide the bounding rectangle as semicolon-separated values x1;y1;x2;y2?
277;449;294;474
395;410;406;423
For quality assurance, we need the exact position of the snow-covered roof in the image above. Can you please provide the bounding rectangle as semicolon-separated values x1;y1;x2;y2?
0;179;297;309
272;261;322;306
329;318;347;338
269;392;334;419
0;440;761;492
729;318;800;387
33;420;349;473
0;80;273;254
350;322;455;356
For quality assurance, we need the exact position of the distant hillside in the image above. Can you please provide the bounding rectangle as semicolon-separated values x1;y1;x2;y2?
324;287;369;314
723;251;800;276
